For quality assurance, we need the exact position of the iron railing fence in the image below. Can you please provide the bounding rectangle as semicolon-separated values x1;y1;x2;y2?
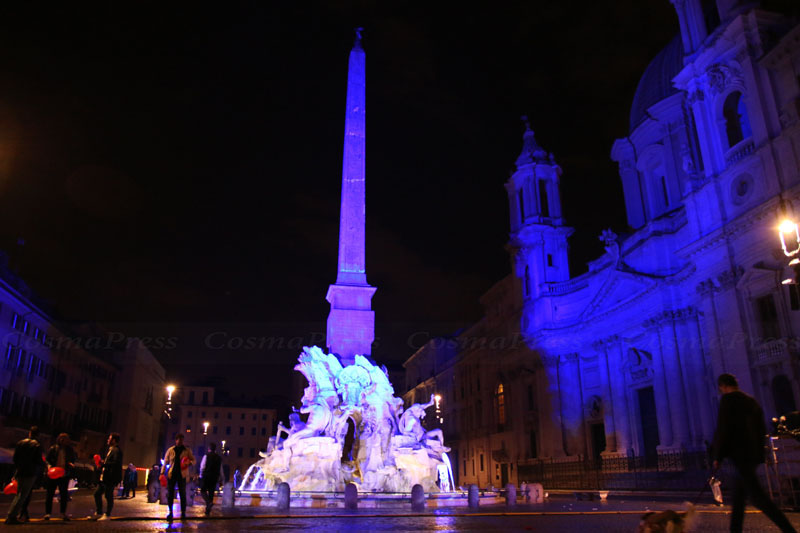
517;451;733;493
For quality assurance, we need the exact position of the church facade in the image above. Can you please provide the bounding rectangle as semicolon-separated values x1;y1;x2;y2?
403;0;800;488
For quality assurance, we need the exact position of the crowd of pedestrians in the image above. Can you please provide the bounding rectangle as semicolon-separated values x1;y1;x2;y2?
4;426;228;524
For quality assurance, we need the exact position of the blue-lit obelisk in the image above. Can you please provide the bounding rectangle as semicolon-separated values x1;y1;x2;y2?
326;28;377;367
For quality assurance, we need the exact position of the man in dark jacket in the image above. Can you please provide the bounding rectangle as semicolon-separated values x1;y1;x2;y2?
5;426;44;525
199;442;224;516
90;433;123;521
44;433;76;520
712;373;796;533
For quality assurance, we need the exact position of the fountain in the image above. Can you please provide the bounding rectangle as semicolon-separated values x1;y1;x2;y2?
239;346;451;493
234;29;459;503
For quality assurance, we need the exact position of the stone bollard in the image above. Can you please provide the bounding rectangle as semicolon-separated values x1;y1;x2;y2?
344;482;358;510
505;483;516;506
222;482;234;508
468;484;480;508
411;484;425;512
277;482;290;510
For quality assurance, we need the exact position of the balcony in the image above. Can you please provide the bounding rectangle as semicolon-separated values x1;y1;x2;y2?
725;138;755;166
752;339;793;366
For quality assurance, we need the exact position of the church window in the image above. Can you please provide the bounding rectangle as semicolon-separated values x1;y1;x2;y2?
527;384;535;411
518;189;525;222
723;91;752;148
524;265;531;296
496;384;506;431
772;375;796;416
480;454;484;471
547;254;553;267
701;0;721;34
539;180;550;217
789;284;800;311
755;294;780;341
688;108;704;172
660;176;669;207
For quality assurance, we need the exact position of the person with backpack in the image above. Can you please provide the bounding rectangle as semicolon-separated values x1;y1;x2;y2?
199;442;224;516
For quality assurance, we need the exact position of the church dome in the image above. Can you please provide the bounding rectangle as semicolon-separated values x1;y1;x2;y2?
629;35;684;132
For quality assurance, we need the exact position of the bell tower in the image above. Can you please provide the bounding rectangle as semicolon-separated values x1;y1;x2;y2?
506;117;573;301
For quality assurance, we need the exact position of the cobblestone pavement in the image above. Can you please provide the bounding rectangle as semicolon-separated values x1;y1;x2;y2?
1;490;799;532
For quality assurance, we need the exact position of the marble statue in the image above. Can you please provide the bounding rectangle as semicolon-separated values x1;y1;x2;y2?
239;346;452;493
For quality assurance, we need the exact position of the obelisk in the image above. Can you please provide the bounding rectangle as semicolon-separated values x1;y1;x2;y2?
325;28;377;367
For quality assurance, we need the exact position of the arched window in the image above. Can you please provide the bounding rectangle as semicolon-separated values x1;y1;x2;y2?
524;265;531;296
723;91;752;148
772;375;796;416
495;384;506;431
538;180;549;218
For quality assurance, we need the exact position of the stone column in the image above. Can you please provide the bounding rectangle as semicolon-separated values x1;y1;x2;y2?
644;323;673;451
687;309;715;445
651;312;690;449
672;315;702;448
594;341;616;454
540;355;565;457
605;339;632;454
559;353;585;457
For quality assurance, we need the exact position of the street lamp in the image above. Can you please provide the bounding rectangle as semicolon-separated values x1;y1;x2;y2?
203;421;210;455
434;394;443;425
165;385;176;419
780;219;800;257
779;219;800;284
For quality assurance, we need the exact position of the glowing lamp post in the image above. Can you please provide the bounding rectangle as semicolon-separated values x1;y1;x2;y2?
434;394;443;425
203;421;210;453
780;220;800;258
780;219;800;284
165;385;176;419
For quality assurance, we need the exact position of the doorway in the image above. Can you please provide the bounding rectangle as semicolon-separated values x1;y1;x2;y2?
500;464;509;487
590;423;606;463
637;386;659;466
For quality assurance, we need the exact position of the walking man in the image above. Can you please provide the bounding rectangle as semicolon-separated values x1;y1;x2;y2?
199;442;224;516
5;426;44;525
161;433;195;522
712;373;797;533
91;433;123;521
44;433;76;521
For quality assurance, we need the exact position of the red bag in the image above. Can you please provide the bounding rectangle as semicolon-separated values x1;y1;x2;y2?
47;466;65;479
180;456;190;469
159;474;167;487
93;454;102;468
3;479;17;495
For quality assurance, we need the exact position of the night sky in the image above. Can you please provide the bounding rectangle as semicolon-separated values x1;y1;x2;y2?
0;2;677;400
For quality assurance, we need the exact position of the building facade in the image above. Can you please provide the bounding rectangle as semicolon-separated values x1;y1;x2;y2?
0;267;167;466
164;386;277;478
405;0;800;488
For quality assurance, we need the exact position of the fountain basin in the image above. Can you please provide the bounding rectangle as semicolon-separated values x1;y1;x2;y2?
232;490;504;508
